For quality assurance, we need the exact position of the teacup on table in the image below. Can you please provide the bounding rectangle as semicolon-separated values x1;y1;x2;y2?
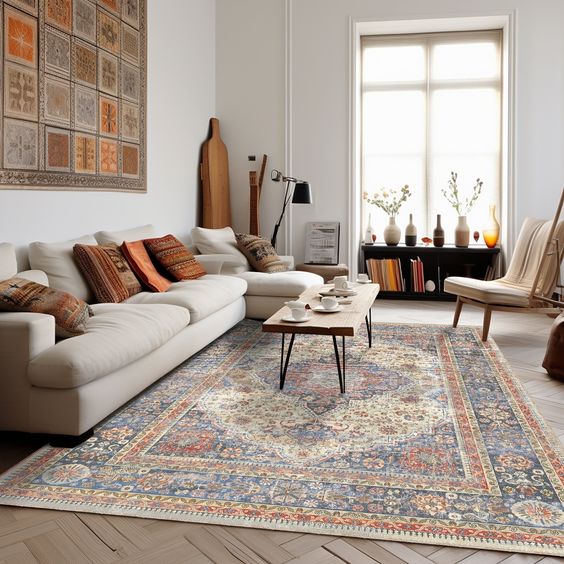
333;276;350;290
358;273;369;282
291;308;308;320
321;296;339;310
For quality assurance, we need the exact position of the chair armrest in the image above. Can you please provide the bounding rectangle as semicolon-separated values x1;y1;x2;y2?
196;254;249;275
279;255;295;270
17;270;49;285
0;312;55;431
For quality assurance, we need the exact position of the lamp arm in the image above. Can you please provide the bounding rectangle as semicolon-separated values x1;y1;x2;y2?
271;179;294;248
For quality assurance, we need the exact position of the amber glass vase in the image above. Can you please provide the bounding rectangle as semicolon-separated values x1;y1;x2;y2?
483;204;500;248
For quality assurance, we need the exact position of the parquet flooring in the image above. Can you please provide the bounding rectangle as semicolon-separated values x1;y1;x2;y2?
0;301;562;563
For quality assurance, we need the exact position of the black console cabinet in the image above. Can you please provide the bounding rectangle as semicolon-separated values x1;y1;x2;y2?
361;244;501;301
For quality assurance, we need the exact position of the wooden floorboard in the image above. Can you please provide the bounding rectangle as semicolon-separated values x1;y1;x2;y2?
0;301;561;563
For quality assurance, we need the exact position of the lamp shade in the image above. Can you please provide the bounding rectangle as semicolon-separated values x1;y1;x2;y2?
291;182;312;204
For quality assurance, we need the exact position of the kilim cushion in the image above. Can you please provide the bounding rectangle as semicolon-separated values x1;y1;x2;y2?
73;244;130;303
0;277;92;338
235;233;289;273
143;235;206;281
121;241;172;292
99;244;142;297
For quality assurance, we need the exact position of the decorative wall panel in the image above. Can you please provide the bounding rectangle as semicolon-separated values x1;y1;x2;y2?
0;0;146;191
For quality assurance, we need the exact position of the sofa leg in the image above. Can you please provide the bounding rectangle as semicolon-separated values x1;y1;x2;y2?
49;428;94;448
453;297;463;328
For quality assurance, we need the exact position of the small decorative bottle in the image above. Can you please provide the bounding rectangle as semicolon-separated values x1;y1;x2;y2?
433;214;445;247
364;213;374;244
405;214;417;246
482;204;500;248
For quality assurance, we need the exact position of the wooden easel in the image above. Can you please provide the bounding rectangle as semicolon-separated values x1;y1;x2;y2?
249;154;268;236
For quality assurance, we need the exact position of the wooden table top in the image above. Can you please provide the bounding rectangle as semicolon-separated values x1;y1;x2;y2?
262;283;380;337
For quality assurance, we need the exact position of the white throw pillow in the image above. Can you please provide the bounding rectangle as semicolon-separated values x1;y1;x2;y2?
191;227;248;262
95;224;156;245
29;235;98;302
0;243;17;281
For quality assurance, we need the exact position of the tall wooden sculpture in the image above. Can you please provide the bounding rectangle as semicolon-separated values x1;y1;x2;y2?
249;154;268;236
200;118;232;228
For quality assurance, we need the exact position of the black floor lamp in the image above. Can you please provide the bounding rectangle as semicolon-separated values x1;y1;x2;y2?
270;169;312;248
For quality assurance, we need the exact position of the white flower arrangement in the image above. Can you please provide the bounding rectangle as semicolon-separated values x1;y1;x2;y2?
363;185;411;216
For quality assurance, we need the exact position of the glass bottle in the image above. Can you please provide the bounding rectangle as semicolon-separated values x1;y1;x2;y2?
433;214;444;247
482;204;500;248
405;214;417;246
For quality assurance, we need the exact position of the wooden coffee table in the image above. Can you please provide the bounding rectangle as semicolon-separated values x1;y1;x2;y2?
262;283;380;393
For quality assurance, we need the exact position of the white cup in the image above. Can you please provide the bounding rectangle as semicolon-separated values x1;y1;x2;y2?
334;276;349;290
291;307;307;320
358;273;369;282
321;296;339;310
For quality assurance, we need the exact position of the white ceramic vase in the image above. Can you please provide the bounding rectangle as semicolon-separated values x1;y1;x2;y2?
384;216;401;246
455;215;470;248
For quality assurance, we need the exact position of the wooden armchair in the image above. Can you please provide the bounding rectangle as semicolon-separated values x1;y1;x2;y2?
444;188;564;340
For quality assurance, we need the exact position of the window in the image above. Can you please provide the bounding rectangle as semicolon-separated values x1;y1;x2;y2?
361;30;502;242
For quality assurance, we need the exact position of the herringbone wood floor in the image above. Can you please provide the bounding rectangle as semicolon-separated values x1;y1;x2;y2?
1;301;562;564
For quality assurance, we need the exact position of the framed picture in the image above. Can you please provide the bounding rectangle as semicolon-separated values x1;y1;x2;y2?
305;222;340;265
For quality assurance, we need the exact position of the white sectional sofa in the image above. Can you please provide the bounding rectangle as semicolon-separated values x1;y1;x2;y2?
0;225;322;441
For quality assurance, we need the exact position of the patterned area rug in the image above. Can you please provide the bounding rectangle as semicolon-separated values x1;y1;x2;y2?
1;321;563;556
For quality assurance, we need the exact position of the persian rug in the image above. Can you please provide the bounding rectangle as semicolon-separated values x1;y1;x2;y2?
1;321;563;556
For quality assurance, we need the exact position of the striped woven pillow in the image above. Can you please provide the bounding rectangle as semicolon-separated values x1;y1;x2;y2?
143;235;206;281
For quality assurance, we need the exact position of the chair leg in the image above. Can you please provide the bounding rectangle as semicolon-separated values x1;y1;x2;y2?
453;297;463;328
482;306;492;341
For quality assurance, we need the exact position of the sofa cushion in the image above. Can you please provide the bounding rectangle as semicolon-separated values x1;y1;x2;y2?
73;244;132;303
236;270;324;297
0;277;92;338
0;243;17;281
144;234;206;281
28;303;190;389
191;227;249;271
122;241;172;292
235;233;288;273
29;235;97;302
95;224;156;245
123;274;247;323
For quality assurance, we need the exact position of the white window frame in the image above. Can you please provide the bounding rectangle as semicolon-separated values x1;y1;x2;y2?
348;14;516;280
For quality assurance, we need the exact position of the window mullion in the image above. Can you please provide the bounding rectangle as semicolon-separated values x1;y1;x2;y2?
425;38;431;235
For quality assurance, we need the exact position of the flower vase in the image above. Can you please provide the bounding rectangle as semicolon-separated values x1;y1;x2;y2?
455;215;470;248
364;213;374;244
384;216;401;246
483;204;500;248
433;214;444;247
405;214;417;246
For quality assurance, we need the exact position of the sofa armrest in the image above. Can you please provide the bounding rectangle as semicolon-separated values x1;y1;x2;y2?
196;254;249;275
279;255;295;270
17;269;49;285
0;312;55;431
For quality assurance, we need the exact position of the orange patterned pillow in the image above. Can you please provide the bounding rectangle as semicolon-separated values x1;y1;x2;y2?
0;277;92;338
73;244;130;303
121;241;172;292
143;235;206;281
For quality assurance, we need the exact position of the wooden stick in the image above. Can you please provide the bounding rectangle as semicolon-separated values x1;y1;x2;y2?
258;154;268;195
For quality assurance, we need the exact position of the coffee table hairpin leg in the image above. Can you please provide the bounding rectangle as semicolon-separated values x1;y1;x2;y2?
365;307;372;348
279;333;295;390
332;336;346;393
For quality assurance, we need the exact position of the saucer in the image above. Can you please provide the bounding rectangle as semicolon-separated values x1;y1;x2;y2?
356;279;372;284
281;314;311;323
313;305;343;313
319;288;358;297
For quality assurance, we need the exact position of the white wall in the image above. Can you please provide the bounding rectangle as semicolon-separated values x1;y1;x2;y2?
216;0;564;266
0;0;215;265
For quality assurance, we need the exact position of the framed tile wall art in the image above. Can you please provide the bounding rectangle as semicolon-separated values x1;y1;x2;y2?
0;0;146;192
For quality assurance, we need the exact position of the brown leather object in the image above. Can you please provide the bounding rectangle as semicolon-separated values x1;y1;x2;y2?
543;312;564;380
121;241;172;293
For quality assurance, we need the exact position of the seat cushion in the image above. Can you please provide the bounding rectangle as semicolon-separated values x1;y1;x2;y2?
29;235;98;302
444;276;531;307
123;275;247;323
236;270;324;297
28;303;190;389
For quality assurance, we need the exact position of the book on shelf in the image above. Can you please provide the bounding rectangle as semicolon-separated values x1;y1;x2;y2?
409;257;425;292
366;258;405;292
